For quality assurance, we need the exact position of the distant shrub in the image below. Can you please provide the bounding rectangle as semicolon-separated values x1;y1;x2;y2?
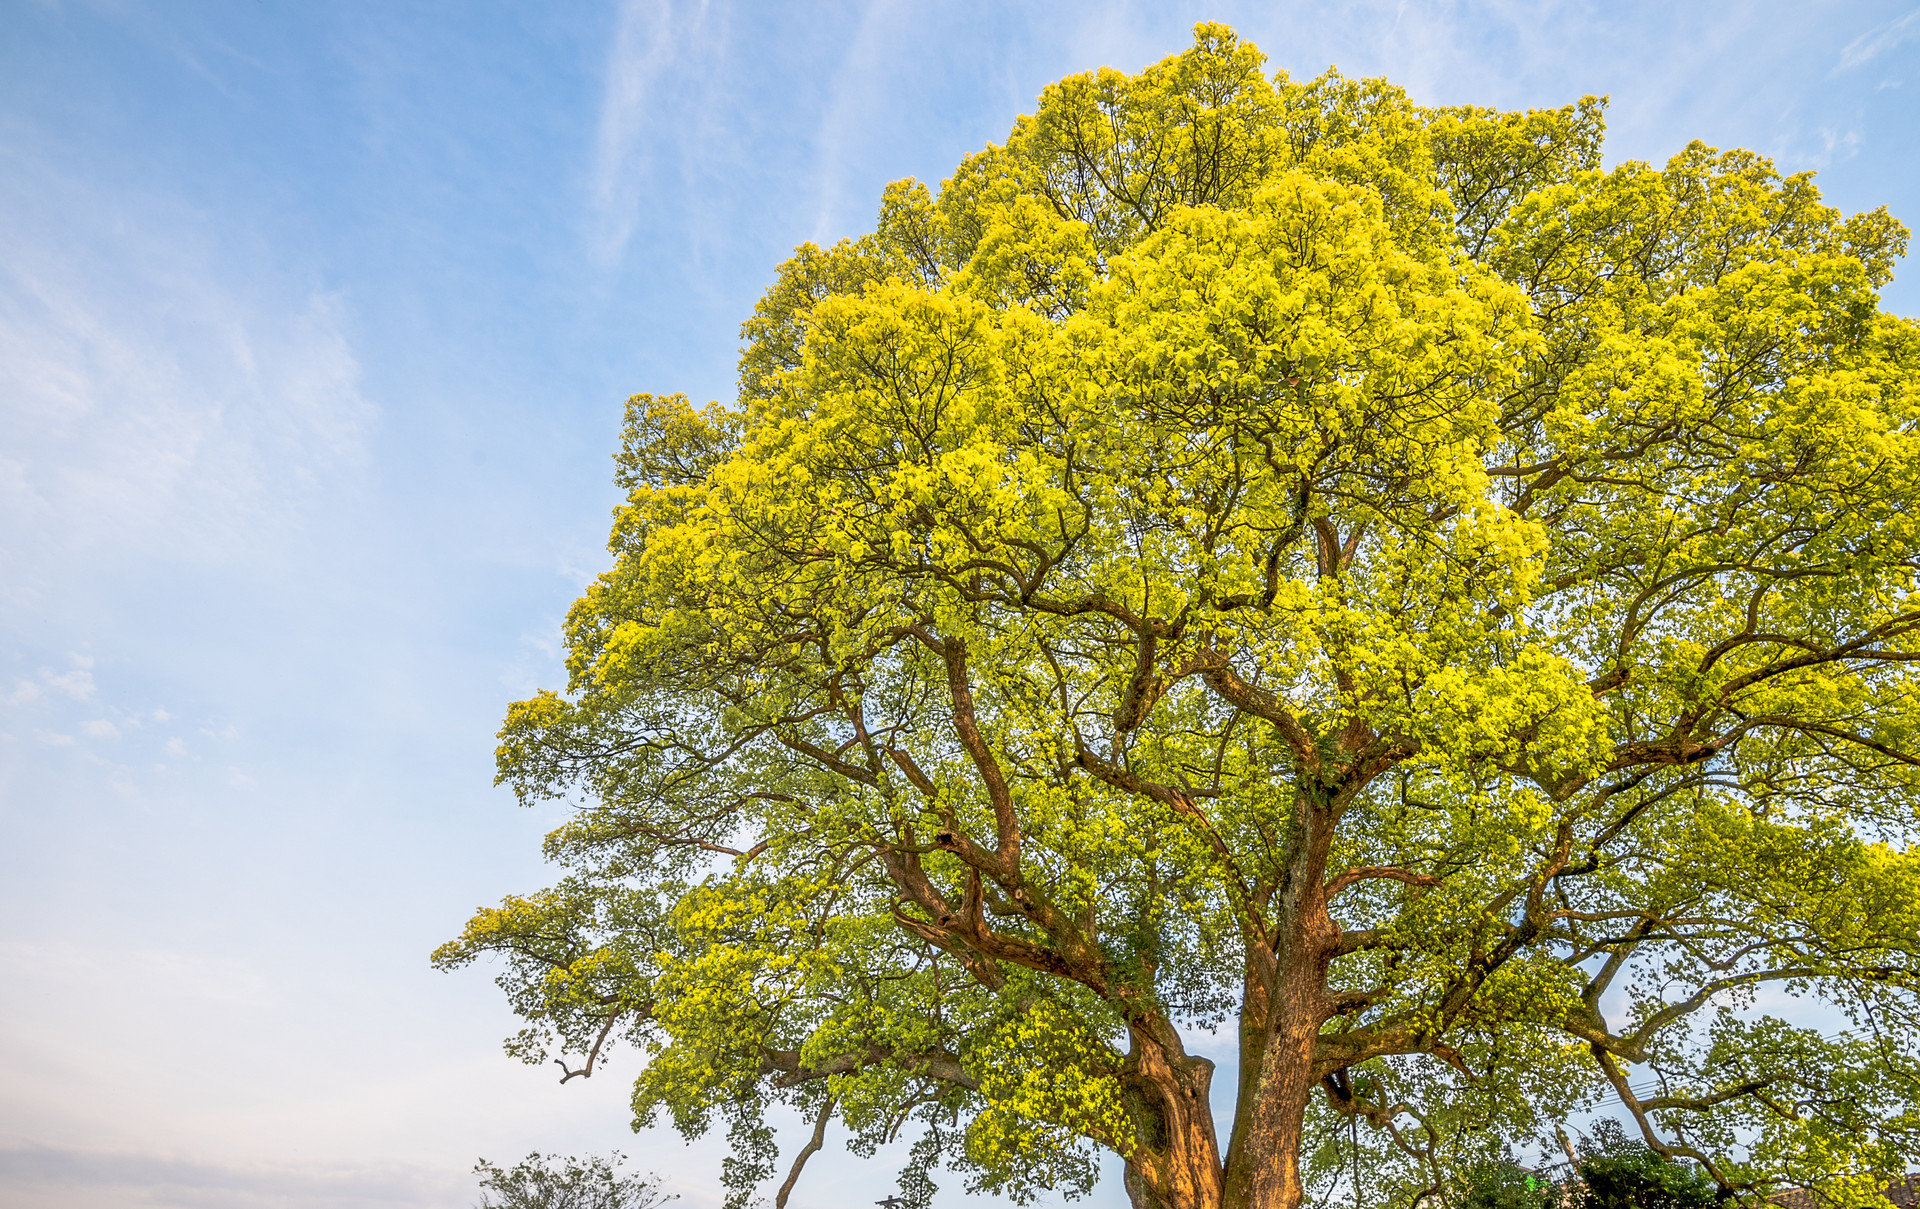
1577;1147;1717;1209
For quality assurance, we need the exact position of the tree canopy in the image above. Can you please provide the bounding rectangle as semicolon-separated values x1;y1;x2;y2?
436;24;1920;1209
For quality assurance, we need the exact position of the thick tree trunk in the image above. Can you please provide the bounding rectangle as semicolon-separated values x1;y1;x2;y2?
1222;950;1275;1183
1117;1028;1224;1209
1217;794;1339;1209
1132;940;1328;1209
1125;1160;1172;1209
1218;982;1323;1209
1124;790;1343;1209
1129;931;1333;1208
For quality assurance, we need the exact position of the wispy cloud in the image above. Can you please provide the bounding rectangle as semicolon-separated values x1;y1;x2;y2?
808;0;907;244
1837;6;1920;72
590;0;674;263
2;658;96;708
43;664;95;702
0;150;374;615
589;0;720;266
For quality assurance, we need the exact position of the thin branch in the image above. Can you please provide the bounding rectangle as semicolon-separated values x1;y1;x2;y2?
774;1094;835;1209
1325;866;1441;899
554;1009;625;1083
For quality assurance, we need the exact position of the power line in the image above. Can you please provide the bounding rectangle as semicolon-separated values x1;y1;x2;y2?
1612;1024;1867;1104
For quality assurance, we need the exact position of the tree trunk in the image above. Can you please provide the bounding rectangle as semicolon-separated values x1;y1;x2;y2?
1117;1028;1224;1209
1129;932;1331;1209
1123;944;1327;1209
1126;793;1340;1209
1218;987;1322;1209
1222;948;1275;1185
1125;1161;1173;1209
1219;795;1339;1209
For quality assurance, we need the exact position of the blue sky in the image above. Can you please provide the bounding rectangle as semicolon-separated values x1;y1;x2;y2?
2;2;1918;1207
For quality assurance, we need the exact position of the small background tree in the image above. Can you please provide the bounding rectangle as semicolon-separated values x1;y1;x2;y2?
1459;1160;1567;1209
473;1152;672;1209
1560;1123;1717;1209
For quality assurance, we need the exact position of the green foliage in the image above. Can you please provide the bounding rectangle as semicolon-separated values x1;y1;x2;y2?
1574;1124;1717;1209
441;21;1920;1209
1578;1149;1716;1209
1451;1139;1719;1209
472;1153;670;1209
1460;1161;1566;1209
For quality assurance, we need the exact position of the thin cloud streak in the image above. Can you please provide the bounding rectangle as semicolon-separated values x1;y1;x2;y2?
1838;6;1920;72
589;0;718;267
808;0;906;245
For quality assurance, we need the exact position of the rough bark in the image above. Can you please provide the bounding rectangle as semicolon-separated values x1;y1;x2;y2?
1218;971;1326;1209
1125;1161;1174;1209
1222;948;1276;1188
1134;924;1335;1209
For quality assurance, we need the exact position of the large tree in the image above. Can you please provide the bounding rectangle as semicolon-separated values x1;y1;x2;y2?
437;25;1920;1209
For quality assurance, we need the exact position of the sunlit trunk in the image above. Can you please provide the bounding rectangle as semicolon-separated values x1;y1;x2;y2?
1121;948;1336;1209
1125;792;1337;1209
1130;951;1325;1209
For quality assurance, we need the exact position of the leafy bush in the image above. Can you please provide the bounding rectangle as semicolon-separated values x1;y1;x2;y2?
1577;1148;1717;1209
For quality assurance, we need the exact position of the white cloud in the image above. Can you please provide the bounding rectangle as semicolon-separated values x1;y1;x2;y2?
807;0;908;244
1837;6;1920;72
80;719;118;740
1817;125;1864;165
31;730;74;746
165;737;187;758
41;668;95;701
